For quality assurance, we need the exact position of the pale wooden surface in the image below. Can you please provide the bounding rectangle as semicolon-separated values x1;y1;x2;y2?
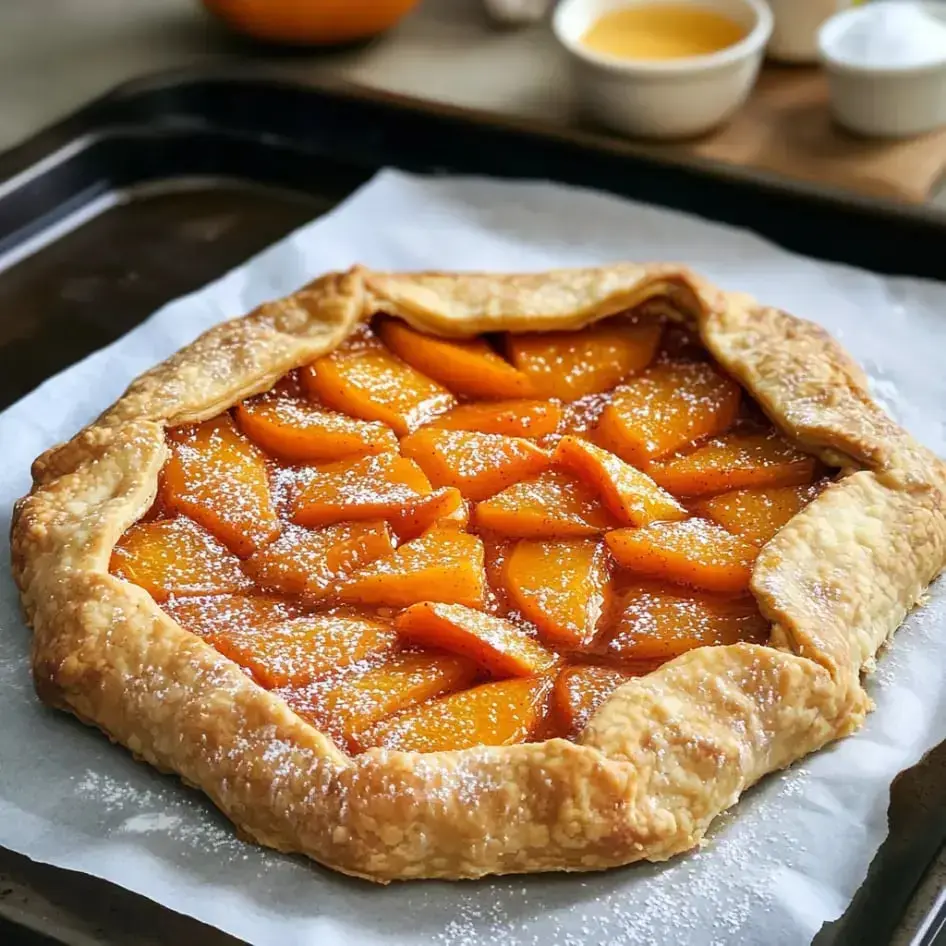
667;67;946;203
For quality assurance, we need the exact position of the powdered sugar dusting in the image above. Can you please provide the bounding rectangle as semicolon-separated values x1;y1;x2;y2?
74;770;246;855
427;762;821;946
75;770;162;809
120;812;183;834
0;640;29;691
3;170;946;946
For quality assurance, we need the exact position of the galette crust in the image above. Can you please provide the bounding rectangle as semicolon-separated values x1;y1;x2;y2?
11;264;946;882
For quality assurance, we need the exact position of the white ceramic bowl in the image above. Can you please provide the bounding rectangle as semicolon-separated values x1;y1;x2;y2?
766;0;850;64
818;2;946;138
552;0;773;140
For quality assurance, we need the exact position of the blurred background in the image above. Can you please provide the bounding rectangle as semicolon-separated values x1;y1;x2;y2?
4;0;946;206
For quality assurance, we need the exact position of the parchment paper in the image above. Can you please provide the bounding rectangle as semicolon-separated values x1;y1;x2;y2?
1;170;944;946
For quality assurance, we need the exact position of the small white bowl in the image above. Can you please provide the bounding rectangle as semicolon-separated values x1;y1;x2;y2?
818;2;946;138
552;0;773;140
767;0;849;65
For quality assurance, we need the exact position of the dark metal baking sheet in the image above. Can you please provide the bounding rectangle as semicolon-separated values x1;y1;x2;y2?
0;70;942;946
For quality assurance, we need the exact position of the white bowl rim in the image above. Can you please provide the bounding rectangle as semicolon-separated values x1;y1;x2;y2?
552;0;774;74
818;1;946;77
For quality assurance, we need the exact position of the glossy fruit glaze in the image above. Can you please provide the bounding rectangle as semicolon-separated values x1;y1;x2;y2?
110;310;828;755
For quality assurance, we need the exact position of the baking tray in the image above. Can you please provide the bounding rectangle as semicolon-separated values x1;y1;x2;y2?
0;69;943;946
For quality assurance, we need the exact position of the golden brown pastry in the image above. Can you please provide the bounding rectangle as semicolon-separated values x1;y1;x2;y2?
11;264;946;883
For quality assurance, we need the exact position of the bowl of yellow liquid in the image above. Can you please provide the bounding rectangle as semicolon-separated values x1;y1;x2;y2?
553;0;773;139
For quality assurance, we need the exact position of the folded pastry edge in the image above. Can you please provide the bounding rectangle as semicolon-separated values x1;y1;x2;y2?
11;263;946;882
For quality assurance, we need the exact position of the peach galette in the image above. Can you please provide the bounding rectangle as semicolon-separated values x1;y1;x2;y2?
13;265;945;882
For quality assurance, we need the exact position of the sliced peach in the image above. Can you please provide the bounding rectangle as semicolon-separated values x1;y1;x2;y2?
550;665;637;739
503;538;610;648
595;361;741;467
690;482;821;546
243;521;396;596
395;602;558;677
162;593;296;639
428;400;562;438
391;487;468;541
335;526;486;609
602;581;769;662
353;675;553;754
400;428;549;502
301;335;454;436
505;318;662;401
553;435;687;526
377;319;535;399
606;518;758;594
278;652;478;746
474;470;617;538
162;415;278;557
291;452;431;528
110;517;253;601
212;612;398;689
649;429;818;497
235;392;397;462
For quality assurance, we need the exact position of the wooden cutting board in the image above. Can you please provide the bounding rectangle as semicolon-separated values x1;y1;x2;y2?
335;6;946;206
666;65;946;203
271;5;946;206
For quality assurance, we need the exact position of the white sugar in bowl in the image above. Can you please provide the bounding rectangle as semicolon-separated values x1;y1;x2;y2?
819;1;946;137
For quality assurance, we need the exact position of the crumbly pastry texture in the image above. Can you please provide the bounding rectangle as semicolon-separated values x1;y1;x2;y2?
11;264;946;882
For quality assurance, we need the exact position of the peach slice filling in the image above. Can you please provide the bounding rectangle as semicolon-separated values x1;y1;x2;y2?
505;317;662;400
605;518;759;594
428;400;563;438
213;612;398;689
553;435;687;526
400;428;549;501
333;525;487;609
279;653;478;751
243;521;397;597
353;674;555;754
690;481;825;546
503;538;611;648
474;470;619;538
290;453;433;527
302;333;455;435
235;391;398;462
601;582;770;662
596;360;741;467
111;518;253;601
550;665;640;740
649;429;819;496
110;311;829;754
396;602;559;677
162;593;298;639
377;319;536;400
162;416;279;557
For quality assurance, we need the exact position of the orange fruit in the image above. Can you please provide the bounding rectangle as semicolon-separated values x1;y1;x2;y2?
202;0;420;45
